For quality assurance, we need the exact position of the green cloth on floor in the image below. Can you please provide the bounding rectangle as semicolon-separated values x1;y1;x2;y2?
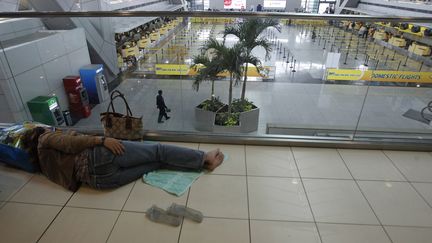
143;170;204;196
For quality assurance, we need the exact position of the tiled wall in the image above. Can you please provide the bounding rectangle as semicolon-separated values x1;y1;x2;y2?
0;0;18;12
0;27;91;123
0;18;45;42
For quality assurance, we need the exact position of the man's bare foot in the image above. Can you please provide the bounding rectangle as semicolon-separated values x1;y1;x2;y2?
204;149;224;171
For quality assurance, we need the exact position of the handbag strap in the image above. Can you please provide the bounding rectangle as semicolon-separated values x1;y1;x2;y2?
106;90;133;117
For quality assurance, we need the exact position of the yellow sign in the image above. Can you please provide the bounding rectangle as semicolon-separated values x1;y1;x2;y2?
155;64;190;75
155;64;270;77
327;69;432;83
327;69;366;81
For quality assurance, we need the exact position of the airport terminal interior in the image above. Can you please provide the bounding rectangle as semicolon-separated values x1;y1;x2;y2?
2;0;432;242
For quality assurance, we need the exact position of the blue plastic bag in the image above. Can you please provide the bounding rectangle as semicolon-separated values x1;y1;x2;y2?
0;143;36;172
0;122;52;172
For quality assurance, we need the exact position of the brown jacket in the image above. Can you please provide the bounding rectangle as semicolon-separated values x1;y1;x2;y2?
37;131;101;192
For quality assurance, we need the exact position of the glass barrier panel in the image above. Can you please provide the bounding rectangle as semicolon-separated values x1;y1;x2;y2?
0;13;431;144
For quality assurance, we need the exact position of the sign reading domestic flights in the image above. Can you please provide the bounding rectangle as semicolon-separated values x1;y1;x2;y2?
326;69;432;83
224;0;246;9
263;0;286;8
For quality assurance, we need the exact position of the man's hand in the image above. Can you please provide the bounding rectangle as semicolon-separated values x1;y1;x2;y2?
103;137;125;155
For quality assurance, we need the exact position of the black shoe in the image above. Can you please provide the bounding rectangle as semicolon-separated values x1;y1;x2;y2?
166;117;171;120
158;121;164;123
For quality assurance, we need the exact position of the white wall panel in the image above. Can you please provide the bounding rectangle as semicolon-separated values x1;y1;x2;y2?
51;86;69;110
0;50;12;79
37;34;67;63
43;55;72;91
0;94;14;122
62;28;87;53
0;21;14;36
67;47;91;75
0;1;18;11
14;66;50;103
1;78;24;112
12;109;30;122
4;42;42;76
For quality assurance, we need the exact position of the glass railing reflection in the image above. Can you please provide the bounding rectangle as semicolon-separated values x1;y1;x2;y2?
0;13;432;143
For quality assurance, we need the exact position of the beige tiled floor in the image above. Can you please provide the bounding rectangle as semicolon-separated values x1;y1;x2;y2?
1;144;432;242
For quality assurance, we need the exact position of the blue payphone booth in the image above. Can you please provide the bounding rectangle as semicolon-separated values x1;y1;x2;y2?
79;64;109;104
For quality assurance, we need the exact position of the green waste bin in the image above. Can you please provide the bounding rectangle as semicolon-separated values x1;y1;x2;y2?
27;96;65;126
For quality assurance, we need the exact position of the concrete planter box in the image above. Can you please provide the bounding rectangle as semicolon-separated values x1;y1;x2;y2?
239;107;260;133
195;102;260;133
213;123;242;133
194;107;217;132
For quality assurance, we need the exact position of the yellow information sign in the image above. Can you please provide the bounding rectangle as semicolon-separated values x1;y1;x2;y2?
327;69;432;83
155;64;270;77
327;69;366;81
155;64;190;75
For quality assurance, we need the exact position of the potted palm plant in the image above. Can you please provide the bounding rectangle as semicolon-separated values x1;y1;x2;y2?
192;38;243;132
203;38;244;133
224;18;280;101
191;19;279;133
222;18;280;132
191;54;225;131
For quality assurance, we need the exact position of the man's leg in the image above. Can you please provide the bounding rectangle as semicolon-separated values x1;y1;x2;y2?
95;146;223;195
158;109;164;123
113;141;206;171
92;162;161;189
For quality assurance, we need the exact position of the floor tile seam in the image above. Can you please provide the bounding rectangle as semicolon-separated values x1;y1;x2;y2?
251;218;389;226
6;200;68;207
35;188;75;243
208;174;414;182
79;209;432;229
4;173;35;203
289;147;323;243
204;173;247;177
381;151;432;210
64;205;122;212
405;181;432;210
303;177;408;182
177;188;191;243
106;181;138;243
336;149;394;243
243;145;252;243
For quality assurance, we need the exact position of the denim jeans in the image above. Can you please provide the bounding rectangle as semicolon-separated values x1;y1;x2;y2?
87;141;205;189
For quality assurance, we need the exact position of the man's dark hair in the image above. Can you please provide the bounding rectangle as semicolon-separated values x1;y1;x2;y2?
158;90;162;95
21;126;46;170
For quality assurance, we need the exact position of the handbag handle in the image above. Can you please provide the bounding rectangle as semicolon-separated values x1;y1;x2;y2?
104;90;135;129
106;90;133;117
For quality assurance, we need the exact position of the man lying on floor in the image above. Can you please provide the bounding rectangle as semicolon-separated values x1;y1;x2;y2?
21;127;224;192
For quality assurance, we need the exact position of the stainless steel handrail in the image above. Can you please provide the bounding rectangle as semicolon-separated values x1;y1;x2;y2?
0;11;431;22
68;126;432;151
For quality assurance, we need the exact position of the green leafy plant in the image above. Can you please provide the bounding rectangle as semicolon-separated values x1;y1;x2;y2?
223;18;280;101
232;98;256;113
201;38;244;114
215;112;240;126
197;97;224;112
191;54;224;99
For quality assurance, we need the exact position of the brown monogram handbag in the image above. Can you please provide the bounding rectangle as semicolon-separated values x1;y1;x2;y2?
100;90;143;140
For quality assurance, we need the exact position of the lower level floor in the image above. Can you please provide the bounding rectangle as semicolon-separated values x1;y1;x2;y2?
76;78;432;139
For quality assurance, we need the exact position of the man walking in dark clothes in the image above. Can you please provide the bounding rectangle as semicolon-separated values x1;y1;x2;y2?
156;90;170;123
